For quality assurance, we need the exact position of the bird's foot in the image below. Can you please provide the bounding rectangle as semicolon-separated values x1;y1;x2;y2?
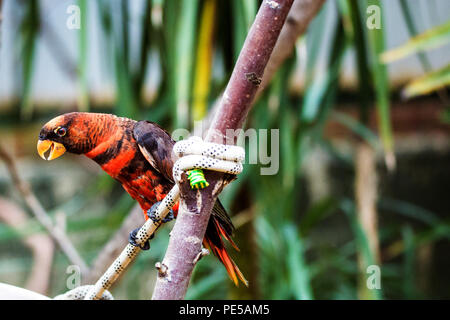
147;201;174;223
162;211;174;223
128;227;151;250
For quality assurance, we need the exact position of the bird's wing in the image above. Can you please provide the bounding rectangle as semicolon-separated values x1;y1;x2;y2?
133;120;176;183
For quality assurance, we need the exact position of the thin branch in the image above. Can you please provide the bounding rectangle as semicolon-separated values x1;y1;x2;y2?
152;0;294;300
0;197;54;294
0;145;89;275
355;142;380;299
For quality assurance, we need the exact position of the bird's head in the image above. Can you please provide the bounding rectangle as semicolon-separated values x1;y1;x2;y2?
37;112;111;160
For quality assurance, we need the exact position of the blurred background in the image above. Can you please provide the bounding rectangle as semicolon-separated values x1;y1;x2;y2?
0;0;449;299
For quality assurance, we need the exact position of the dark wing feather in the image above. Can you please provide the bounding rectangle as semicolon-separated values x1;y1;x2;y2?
212;200;234;235
133;120;176;182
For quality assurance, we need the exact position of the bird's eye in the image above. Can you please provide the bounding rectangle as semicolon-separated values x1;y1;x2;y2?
55;127;67;137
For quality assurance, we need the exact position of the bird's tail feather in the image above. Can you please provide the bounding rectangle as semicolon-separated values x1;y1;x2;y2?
204;203;248;287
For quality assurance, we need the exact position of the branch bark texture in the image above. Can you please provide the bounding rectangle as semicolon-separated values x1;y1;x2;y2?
152;0;294;300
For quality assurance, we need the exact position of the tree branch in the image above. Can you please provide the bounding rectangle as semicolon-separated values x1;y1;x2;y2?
0;145;89;275
355;141;380;299
152;0;294;300
0;197;54;294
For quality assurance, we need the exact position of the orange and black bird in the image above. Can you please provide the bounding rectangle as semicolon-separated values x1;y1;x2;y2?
37;112;247;286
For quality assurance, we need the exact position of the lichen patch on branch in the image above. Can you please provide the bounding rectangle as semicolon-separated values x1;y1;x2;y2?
265;0;280;9
196;191;202;212
184;236;202;245
193;248;210;264
155;262;169;278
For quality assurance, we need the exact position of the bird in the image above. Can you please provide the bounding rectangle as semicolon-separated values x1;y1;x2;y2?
37;112;247;286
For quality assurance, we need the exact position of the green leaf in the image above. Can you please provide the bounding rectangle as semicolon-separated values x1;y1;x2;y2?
300;197;339;236
280;111;296;190
284;225;314;300
397;0;433;71
231;0;256;61
340;199;382;300
173;0;199;129
344;0;371;123
402;225;416;299
364;0;395;170
378;197;440;226
185;268;226;299
305;1;329;84
19;0;39;118
441;108;450;124
192;0;216;122
331;110;379;148
402;64;450;98
132;0;153;103
381;20;450;63
301;14;347;123
77;0;89;112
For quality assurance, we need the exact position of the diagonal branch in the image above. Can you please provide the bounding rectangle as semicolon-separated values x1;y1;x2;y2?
152;0;294;300
0;197;54;294
0;145;89;275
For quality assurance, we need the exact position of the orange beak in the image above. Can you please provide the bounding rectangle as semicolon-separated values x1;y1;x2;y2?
37;140;66;160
